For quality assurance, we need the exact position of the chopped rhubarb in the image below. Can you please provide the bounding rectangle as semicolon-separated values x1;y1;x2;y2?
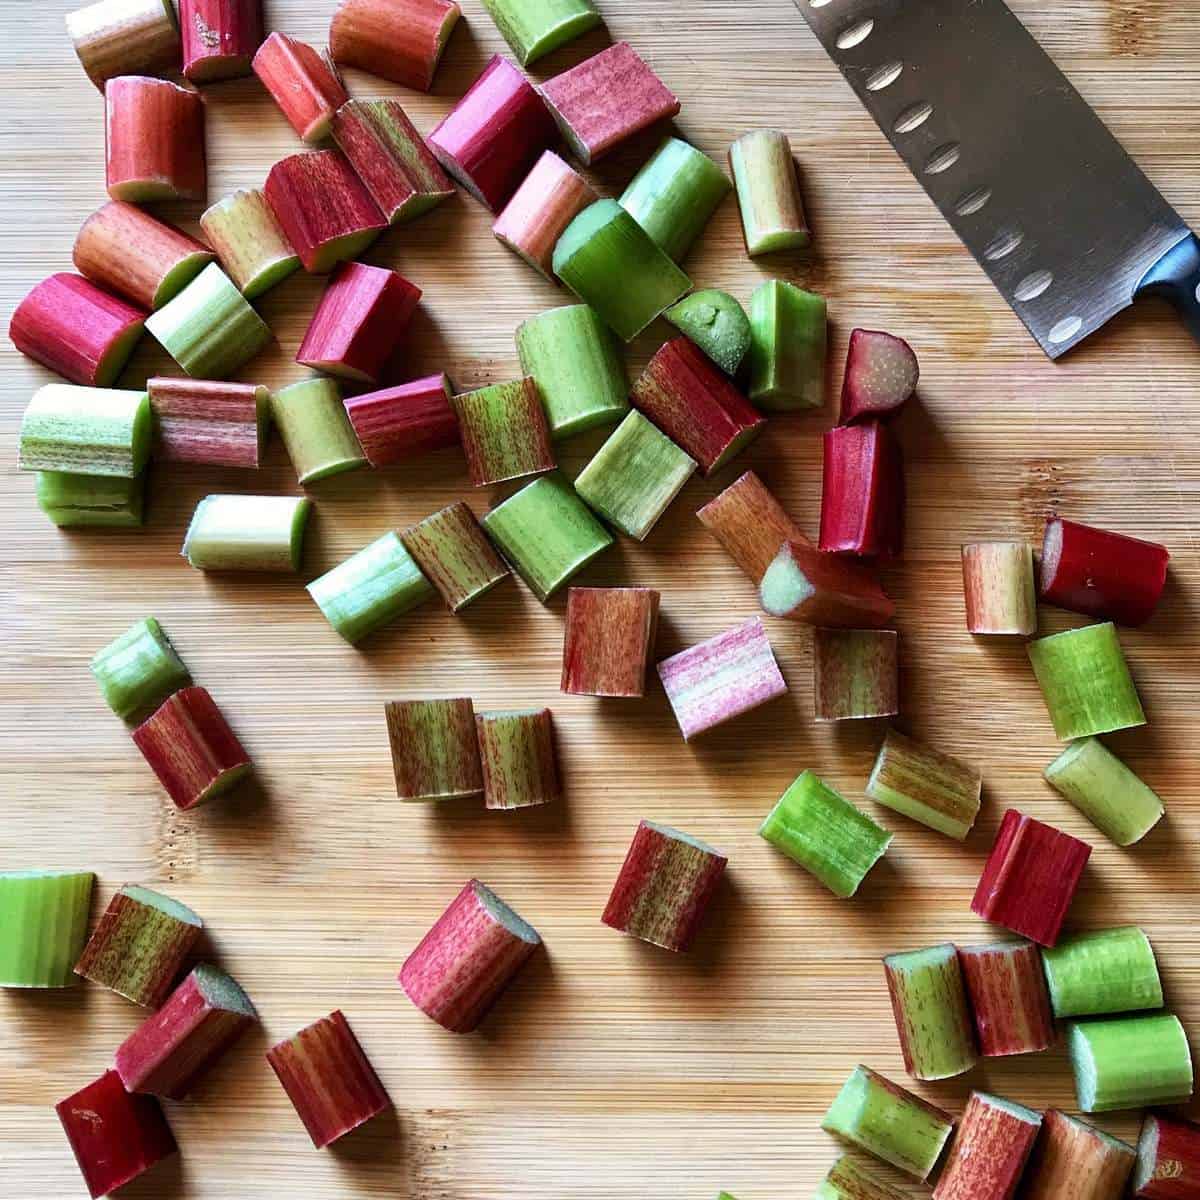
884;943;978;1080
1044;737;1164;846
18;383;151;477
180;0;262;81
1041;926;1163;1018
200;188;300;298
759;540;895;628
932;1092;1042;1200
182;494;311;572
818;1157;908;1200
728;129;810;256
252;32;347;143
271;378;366;485
1024;1109;1135;1200
865;728;981;840
36;471;145;528
962;541;1037;636
105;75;206;203
480;0;599;65
385;697;483;802
813;628;898;721
476;708;560;810
0;870;94;988
150;377;267;468
664;289;753;376
1068;1013;1193;1113
562;586;659;697
957;939;1055;1056
819;423;904;558
329;0;461;91
840;328;919;424
91;616;190;723
454;377;556;487
696;470;809;584
344;374;459;468
401;501;510;612
65;0;180;89
747;279;827;410
1134;1113;1200;1200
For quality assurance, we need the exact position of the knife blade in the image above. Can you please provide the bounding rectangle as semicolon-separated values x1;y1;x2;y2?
792;0;1200;357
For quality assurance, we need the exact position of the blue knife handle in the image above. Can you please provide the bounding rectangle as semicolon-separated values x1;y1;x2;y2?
1136;231;1200;341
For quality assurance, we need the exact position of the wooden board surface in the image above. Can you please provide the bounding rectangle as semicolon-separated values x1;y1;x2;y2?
3;0;1200;1195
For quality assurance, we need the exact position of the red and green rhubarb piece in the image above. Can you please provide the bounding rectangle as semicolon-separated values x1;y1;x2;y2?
883;943;978;1080
385;697;483;802
401;501;511;613
454;377;556;487
813;628;898;721
475;708;561;810
932;1091;1042;1200
866;729;982;840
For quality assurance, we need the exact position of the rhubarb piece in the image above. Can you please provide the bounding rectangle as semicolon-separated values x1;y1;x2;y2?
817;1157;908;1200
630;337;764;474
493;149;596;279
822;1064;955;1180
75;884;202;1006
74;201;214;311
36;471;145;528
150;377;267;467
1024;1109;1135;1200
760;770;891;898
620;137;731;262
9;273;144;387
480;0;599;65
182;494;311;572
658;617;787;741
91;616;190;723
602;820;726;951
515;304;628;437
401;501;510;612
105;75;205;203
200;189;300;298
344;374;459;468
958;939;1055;1057
562;586;659;697
399;879;541;1032
0;871;94;988
18;383;151;477
747;279;827;410
307;531;435;643
181;0;262;80
932;1091;1042;1200
813;628;898;721
819;423;905;559
575;410;696;539
476;708;560;810
1041;926;1163;1018
297;262;422;384
271;378;366;485
57;1070;177;1198
65;0;180;88
840;328;919;424
865;729;981;840
1068;1013;1194;1113
453;376;556;487
145;263;271;379
132;686;252;810
971;809;1091;946
553;199;692;341
264;151;387;273
332;98;454;224
962;542;1037;635
266;1010;390;1147
115;964;257;1098
427;55;557;212
759;540;895;628
728;129;809;256
883;943;978;1080
1027;622;1146;740
330;0;460;91
1134;1113;1200;1199
1044;737;1164;846
664;290;752;377
251;31;346;142
385;698;483;802
539;41;679;164
481;474;612;602
696;470;808;583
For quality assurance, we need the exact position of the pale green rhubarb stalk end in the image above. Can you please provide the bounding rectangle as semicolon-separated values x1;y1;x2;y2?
664;289;752;376
271;378;366;485
1042;926;1163;1018
1068;1012;1194;1113
91;616;190;723
199;189;300;299
1044;737;1164;846
747;279;827;410
866;728;982;840
0;870;95;988
481;0;600;65
476;708;561;810
36;471;145;528
883;943;979;1080
182;494;312;573
813;628;898;721
19;384;151;477
729;129;810;255
817;1156;908;1200
759;770;892;898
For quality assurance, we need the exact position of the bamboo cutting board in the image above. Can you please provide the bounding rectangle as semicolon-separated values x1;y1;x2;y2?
2;0;1200;1196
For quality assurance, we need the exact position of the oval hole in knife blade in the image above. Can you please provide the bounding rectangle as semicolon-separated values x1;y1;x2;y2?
866;61;903;90
984;229;1024;260
925;143;961;174
894;101;933;134
955;187;992;216
836;18;874;48
1014;270;1053;301
1048;315;1083;344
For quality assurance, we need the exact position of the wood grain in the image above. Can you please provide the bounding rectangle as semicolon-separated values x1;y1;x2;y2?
3;0;1200;1196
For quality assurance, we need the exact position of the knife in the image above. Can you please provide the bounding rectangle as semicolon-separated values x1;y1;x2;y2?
792;0;1200;358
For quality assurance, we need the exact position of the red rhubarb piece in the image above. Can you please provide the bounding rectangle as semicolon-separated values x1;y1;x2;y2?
538;41;679;164
1134;1112;1200;1199
759;540;896;628
839;328;919;424
252;32;347;143
933;1090;1043;1200
343;373;460;467
400;879;541;1033
180;0;263;81
149;377;266;467
57;1069;177;1199
696;470;810;583
427;55;558;213
562;586;660;698
1041;518;1170;627
971;809;1091;947
330;0;461;91
819;422;905;558
296;261;421;384
105;75;206;203
957;940;1055;1056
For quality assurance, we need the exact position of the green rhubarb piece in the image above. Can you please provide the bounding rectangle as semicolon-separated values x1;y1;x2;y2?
552;199;692;342
144;263;272;379
36;470;145;528
270;378;367;485
1043;736;1164;845
480;0;601;65
0;870;94;988
91;617;191;723
759;770;892;898
182;494;311;573
1042;926;1163;1018
729;129;810;255
515;304;629;438
1027;622;1146;740
482;473;613;602
619;137;731;263
747;280;826;411
822;1064;955;1180
307;531;435;645
574;410;696;540
19;383;151;477
1068;1012;1193;1112
884;943;978;1081
816;1156;907;1200
866;729;982;840
663;289;752;376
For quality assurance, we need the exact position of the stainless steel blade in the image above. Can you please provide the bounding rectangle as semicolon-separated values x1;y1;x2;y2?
793;0;1191;357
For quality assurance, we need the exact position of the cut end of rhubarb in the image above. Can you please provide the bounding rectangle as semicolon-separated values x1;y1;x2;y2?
839;328;919;424
472;880;541;945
